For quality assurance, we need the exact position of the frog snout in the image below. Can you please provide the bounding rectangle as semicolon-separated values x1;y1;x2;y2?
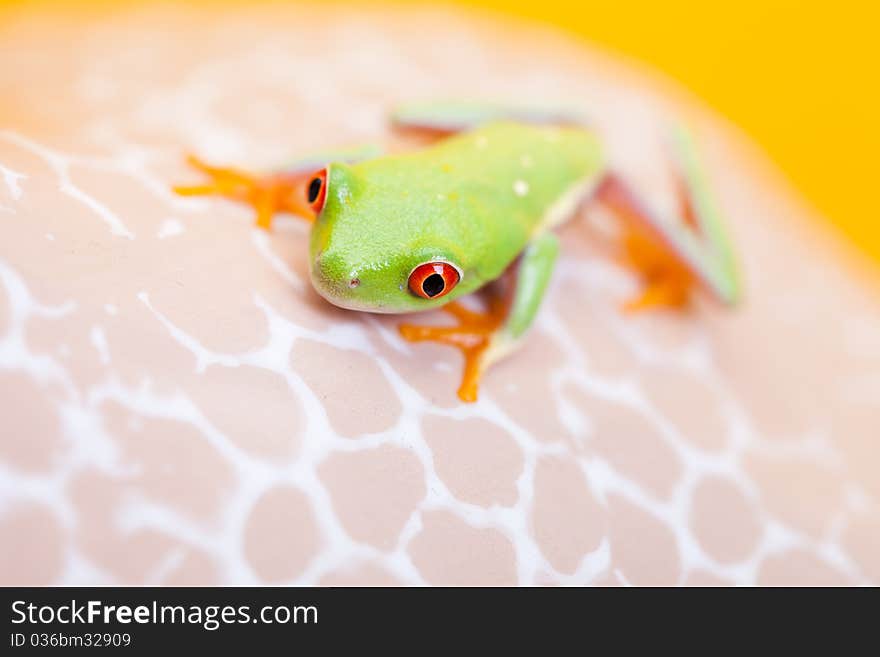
310;250;355;301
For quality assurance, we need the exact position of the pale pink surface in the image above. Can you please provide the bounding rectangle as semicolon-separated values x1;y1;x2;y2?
1;4;879;586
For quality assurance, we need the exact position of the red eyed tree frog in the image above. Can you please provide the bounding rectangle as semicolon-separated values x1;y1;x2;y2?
174;101;740;402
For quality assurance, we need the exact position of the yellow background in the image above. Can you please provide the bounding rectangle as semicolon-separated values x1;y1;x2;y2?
3;0;879;264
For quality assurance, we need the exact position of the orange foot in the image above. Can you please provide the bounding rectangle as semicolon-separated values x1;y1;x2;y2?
618;226;695;313
173;154;314;229
399;298;508;402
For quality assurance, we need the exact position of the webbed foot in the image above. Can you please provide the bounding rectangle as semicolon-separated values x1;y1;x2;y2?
399;298;508;402
174;154;314;229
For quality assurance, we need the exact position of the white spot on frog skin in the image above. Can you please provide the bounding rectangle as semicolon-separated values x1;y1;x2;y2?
436;193;445;201
46;233;55;241
157;218;184;239
519;155;533;168
475;136;488;149
104;304;118;316
513;180;530;197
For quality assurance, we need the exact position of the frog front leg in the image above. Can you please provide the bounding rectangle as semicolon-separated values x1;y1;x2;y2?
173;144;383;229
399;232;559;402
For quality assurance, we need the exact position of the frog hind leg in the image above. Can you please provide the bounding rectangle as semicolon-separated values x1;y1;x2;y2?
399;232;559;402
593;124;741;311
173;144;383;230
390;100;590;136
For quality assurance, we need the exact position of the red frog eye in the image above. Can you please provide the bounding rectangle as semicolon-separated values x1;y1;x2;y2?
408;261;461;299
306;168;328;214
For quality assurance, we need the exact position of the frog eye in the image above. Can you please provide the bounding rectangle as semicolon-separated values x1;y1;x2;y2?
306;168;328;214
408;261;461;299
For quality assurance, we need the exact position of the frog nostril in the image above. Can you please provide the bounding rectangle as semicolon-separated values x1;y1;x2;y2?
349;278;360;288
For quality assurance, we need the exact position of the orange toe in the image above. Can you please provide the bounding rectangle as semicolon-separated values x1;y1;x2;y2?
619;227;696;313
173;155;314;229
622;278;691;313
399;300;507;402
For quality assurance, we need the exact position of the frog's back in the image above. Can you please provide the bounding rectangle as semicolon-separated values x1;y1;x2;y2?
350;121;603;287
430;121;602;227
